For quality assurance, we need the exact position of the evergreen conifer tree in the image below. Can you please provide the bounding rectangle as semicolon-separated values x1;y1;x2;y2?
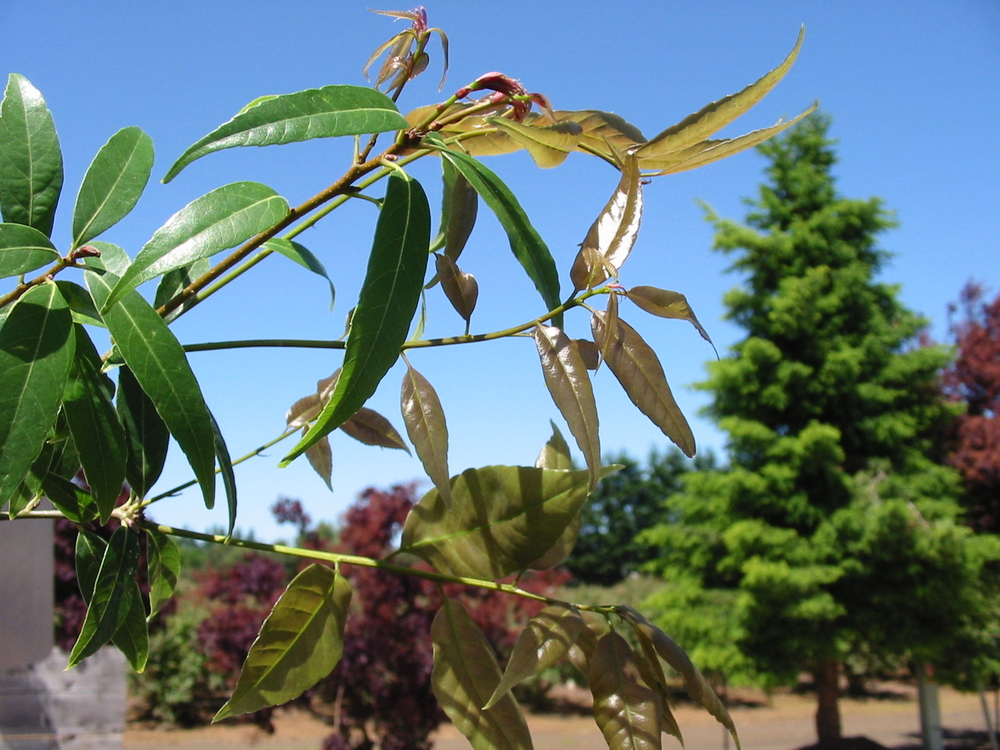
643;114;998;749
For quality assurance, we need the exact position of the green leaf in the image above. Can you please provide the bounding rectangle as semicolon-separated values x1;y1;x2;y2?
428;157;477;262
145;527;180;619
56;280;105;327
210;409;238;539
0;74;63;237
589;632;663;750
0;223;59;278
437;148;561;323
627;286;713;345
39;473;97;524
87;271;216;509
535;421;572;471
591;311;695;457
431;598;533;750
399;464;598;580
83;240;132;277
164;85;409;182
263;238;335;309
0;282;74;512
153;258;210;322
533;324;601;488
62;325;127;522
71;126;154;248
215;564;352;721
487;117;582;169
69;527;140;668
485;605;584;709
400;362;452;506
282;171;430;465
112;577;150;673
526;422;581;571
116;366;170;499
75;530;105;603
104;182;288;310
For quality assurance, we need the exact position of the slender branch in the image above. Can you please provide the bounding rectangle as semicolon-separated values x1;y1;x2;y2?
0;257;81;310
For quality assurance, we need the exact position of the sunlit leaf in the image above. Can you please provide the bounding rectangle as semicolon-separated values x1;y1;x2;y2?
282;171;430;465
153;258;210;322
305;436;334;490
56;280;104;328
549;110;645;161
286;393;322;429
62;325;127;522
0;223;59;279
210;409;238;538
145;527;180;619
215;564;352;721
533;324;601;488
264;238;336;310
567;612;610;674
589;632;662;750
431;598;533;750
116;366;170;500
487;117;582;169
574;338;600;371
591;311;694;457
399;464;595;580
88;271;216;509
0;282;74;512
485;605;584;709
626;286;713;345
528;422;580;571
105;182;288;310
534;421;572;471
401;362;451;506
429;157;478;263
436;254;478;324
72;126;154;248
0;74;63;237
164;86;408;182
83;240;131;277
340;406;409;452
630;620;684;746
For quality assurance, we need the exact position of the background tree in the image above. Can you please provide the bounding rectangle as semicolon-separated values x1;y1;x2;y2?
643;113;998;750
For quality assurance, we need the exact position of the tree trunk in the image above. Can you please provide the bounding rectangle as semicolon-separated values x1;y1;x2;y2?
814;659;842;748
914;661;943;750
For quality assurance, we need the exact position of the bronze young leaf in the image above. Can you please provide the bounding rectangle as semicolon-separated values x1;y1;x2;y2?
626;285;713;345
340;406;410;452
400;361;452;506
589;632;663;750
435;253;479;324
525;422;580;570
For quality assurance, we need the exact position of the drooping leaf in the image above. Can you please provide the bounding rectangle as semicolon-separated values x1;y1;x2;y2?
487;117;582;168
209;409;237;538
630;617;684;746
574;338;601;371
626;286;713;344
305;436;334;490
0;282;74;511
399;464;598;580
105;182;288;310
68;526;140;668
340;406;410;452
620;607;739;750
400;361;451;506
62;324;127;522
116;366;170;500
533;325;601;488
164;85;409;182
591;311;695;457
112;575;150;673
567;612;611;674
0;74;63;237
431;597;533;750
485;605;584;709
589;632;662;750
429;157;478;263
56;280;104;327
215;564;352;721
0;223;59;278
282;171;430;465
145;527;181;619
263;238;336;309
87;271;216;509
436;254;478;324
534;421;572;471
153;258;210;322
39;473;97;524
75;530;105;603
437;148;561;322
71;126;154;248
527;422;581;571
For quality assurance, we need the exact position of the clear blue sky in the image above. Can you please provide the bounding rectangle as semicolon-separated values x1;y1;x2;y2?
5;1;998;540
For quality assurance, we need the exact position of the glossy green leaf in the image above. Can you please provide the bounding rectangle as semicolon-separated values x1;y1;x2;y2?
627;286;713;344
487;117;582;168
431;598;533;750
39;473;97;524
527;423;582;571
112;576;150;673
0;282;74;511
72;126;154;248
75;531;105;603
485;605;584;709
263;238;335;309
0;74;63;237
592;311;695;457
589;632;662;750
164;85;408;182
399;464;596;580
429;157;477;262
401;362;451;506
437;148;561;322
69;527;140;668
62;325;127;522
620;607;739;750
152;258;209;322
533;325;601;488
87;271;216;508
56;280;104;327
436;254;478;324
83;240;132;277
0;223;59;278
116;366;170;499
104;182;288;310
210;409;237;538
215;564;352;721
340;406;409;452
145;527;181;619
282;171;430;465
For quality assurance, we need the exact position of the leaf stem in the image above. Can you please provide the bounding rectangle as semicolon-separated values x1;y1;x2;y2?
0;257;80;310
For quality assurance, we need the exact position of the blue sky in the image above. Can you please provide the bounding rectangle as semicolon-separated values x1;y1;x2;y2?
4;1;998;540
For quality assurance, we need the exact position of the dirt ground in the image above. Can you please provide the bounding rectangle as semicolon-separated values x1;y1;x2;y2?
123;684;991;750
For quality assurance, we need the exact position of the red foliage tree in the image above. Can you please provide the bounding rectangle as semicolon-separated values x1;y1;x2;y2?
944;282;1000;530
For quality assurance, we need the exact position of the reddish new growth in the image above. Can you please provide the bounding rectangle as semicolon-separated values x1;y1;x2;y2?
454;71;552;122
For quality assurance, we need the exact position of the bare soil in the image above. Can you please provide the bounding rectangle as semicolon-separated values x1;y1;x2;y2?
123;683;991;750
